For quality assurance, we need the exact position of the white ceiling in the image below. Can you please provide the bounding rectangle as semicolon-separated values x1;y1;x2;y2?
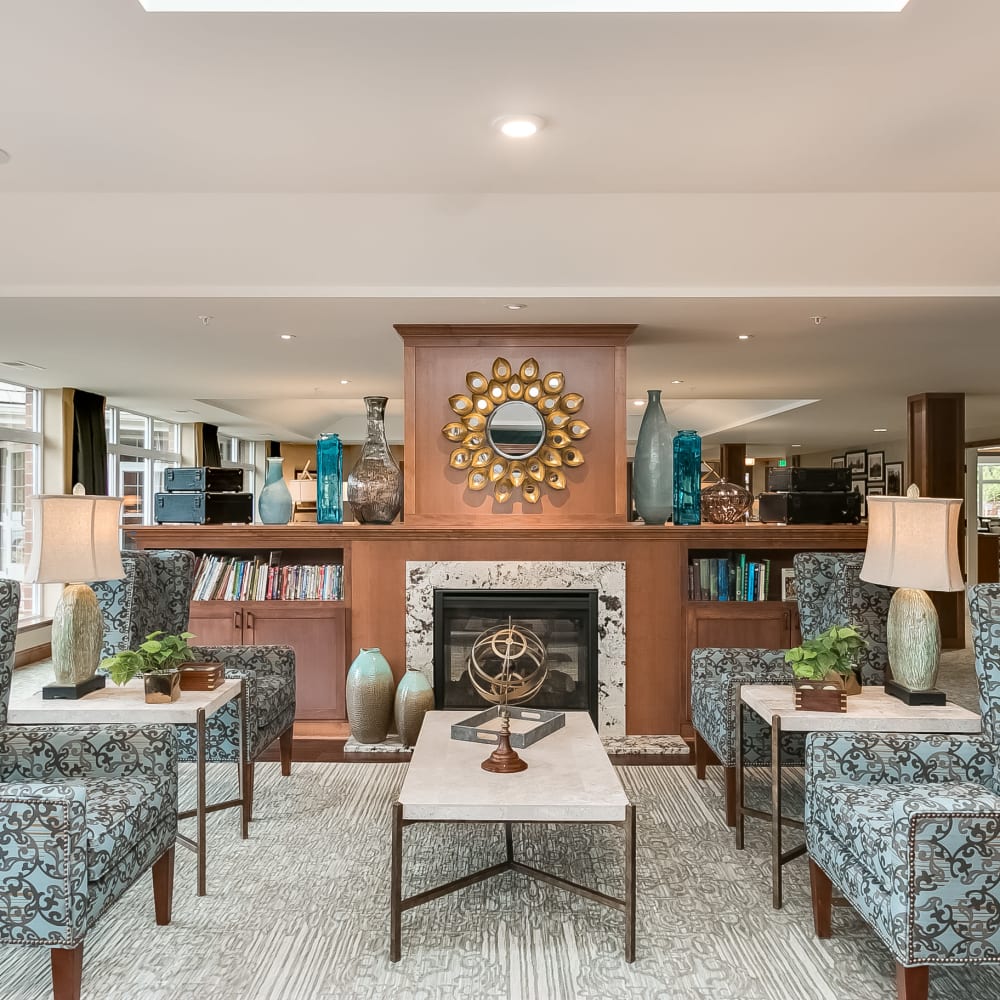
2;0;1000;451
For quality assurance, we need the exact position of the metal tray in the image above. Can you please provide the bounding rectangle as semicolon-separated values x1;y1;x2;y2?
450;705;565;749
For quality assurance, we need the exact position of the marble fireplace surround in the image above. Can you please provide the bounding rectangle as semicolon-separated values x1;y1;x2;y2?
405;560;626;735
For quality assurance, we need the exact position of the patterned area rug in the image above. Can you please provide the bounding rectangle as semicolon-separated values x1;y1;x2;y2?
3;761;999;1000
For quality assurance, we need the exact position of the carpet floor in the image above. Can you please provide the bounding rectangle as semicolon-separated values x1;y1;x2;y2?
3;760;1000;1000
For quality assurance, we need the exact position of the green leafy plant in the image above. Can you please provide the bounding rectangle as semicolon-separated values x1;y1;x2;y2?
101;631;196;686
785;625;866;681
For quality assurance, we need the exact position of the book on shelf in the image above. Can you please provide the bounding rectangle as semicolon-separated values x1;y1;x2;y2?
191;554;343;601
689;554;772;602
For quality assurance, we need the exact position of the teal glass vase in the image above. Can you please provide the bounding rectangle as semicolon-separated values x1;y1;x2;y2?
316;433;343;524
257;456;293;524
673;429;702;526
346;647;395;744
632;389;673;525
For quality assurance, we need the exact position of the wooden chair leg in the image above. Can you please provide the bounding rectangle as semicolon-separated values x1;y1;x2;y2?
895;963;929;1000
279;724;294;777
242;761;255;824
808;859;833;938
724;765;738;827
51;943;83;1000
152;845;175;926
693;730;708;780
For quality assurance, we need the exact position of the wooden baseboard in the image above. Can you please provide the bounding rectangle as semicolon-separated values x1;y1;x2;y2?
14;643;51;668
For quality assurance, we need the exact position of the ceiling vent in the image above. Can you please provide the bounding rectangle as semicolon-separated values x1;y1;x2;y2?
1;360;46;371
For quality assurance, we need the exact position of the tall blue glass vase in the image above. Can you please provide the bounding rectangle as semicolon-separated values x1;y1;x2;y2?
673;429;702;526
632;389;673;525
316;433;343;524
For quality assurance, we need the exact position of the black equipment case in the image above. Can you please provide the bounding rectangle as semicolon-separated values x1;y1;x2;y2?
163;467;244;493
154;492;253;525
758;490;862;525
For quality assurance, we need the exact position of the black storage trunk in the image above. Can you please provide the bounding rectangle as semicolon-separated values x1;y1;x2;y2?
758;491;862;525
154;492;253;525
163;466;244;493
765;466;852;493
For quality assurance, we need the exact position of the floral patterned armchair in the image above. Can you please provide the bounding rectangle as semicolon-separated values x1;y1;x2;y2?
804;583;1000;1000
0;578;178;1000
92;549;296;820
690;551;891;825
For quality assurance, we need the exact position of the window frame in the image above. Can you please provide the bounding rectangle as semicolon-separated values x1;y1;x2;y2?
106;407;181;526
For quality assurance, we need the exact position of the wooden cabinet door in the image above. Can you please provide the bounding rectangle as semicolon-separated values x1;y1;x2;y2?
189;604;244;646
681;603;794;737
243;603;347;721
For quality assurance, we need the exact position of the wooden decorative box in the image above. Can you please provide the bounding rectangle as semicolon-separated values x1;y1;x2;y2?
793;679;847;713
179;663;226;691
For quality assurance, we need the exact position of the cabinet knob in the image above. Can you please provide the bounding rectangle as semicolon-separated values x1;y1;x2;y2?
783;610;790;630
246;611;255;632
233;610;243;630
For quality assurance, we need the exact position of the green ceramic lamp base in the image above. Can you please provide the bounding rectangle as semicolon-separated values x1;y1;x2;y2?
886;587;942;694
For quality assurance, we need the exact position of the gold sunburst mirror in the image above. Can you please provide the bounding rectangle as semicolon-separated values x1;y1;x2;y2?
443;357;589;503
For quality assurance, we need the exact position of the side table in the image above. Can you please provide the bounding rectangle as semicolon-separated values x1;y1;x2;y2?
8;678;246;897
735;684;980;908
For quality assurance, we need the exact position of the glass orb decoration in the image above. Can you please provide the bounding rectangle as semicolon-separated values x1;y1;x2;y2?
701;480;754;524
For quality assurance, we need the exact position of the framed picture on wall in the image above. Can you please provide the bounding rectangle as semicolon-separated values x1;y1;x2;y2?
867;451;885;482
852;477;868;518
831;456;846;469
780;567;797;602
845;450;867;476
885;461;904;496
868;485;884;497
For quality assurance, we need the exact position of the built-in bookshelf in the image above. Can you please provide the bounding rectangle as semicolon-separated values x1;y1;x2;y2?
688;552;776;602
192;552;344;601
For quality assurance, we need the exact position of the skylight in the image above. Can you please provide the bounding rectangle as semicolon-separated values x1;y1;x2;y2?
138;2;911;12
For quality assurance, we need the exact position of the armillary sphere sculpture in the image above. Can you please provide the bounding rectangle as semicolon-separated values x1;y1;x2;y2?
467;618;548;774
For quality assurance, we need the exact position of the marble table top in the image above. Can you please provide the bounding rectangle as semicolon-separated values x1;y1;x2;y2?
7;678;242;726
399;710;630;823
741;684;982;734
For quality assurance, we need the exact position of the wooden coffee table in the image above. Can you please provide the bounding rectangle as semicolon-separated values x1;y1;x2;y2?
390;710;636;962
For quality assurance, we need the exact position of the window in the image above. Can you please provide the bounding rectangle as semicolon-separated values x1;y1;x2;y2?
0;380;42;620
978;449;1000;518
219;433;257;497
106;408;181;527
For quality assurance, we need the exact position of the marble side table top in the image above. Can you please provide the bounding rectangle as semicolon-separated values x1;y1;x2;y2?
7;678;242;726
400;710;629;823
741;684;981;734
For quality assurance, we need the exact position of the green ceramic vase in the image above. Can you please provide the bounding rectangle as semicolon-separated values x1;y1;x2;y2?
346;647;395;744
394;666;434;748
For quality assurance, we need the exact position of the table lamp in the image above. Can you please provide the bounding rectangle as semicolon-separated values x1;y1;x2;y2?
860;487;964;705
24;487;124;699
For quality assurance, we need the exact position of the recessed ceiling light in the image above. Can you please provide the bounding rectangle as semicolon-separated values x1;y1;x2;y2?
505;303;527;311
279;333;295;341
873;427;888;433
791;444;802;448
671;379;684;384
139;3;911;12
0;150;10;165
738;334;753;341
633;400;645;407
340;379;351;385
175;408;194;414
493;115;545;139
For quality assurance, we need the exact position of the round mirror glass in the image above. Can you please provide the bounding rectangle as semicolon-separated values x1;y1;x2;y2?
486;400;546;459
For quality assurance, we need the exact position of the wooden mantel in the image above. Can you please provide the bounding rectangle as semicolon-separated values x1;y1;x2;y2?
130;521;868;736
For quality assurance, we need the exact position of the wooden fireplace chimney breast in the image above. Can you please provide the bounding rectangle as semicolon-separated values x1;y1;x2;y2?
396;324;635;526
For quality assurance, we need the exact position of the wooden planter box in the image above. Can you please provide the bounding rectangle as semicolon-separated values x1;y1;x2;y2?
793;677;847;713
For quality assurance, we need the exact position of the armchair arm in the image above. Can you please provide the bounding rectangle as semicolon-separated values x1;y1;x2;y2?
0;724;177;783
805;732;995;787
191;644;295;684
0;783;89;945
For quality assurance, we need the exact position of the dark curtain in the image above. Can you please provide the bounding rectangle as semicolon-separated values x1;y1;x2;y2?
72;389;108;495
267;440;281;458
199;423;222;467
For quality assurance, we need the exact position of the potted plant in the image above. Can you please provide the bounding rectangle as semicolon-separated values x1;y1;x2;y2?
100;630;197;704
785;625;867;712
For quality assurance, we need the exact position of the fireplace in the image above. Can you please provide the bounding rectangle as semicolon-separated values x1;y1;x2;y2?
433;589;599;725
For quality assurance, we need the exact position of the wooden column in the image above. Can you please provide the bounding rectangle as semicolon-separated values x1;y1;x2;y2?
907;392;966;649
720;444;747;484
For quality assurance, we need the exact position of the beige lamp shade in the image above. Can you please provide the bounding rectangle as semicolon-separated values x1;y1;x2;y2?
24;494;125;584
861;495;964;593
